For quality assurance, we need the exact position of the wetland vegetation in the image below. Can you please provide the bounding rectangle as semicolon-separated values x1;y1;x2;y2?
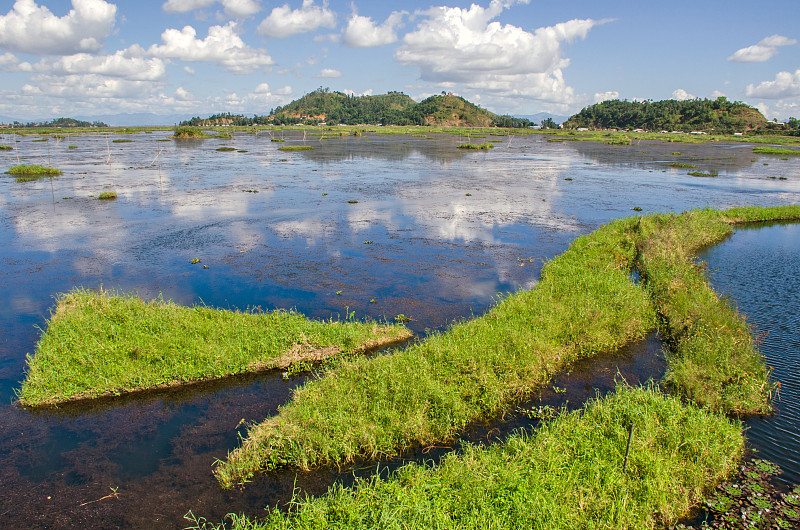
18;289;412;406
5;164;62;181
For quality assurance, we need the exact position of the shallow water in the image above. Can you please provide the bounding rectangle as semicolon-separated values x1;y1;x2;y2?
699;223;800;485
1;130;799;527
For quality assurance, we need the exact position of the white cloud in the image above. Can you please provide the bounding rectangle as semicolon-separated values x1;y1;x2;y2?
317;67;341;78
728;34;797;63
258;0;336;39
21;73;162;100
184;65;195;74
0;52;18;67
0;0;116;55
148;22;274;74
672;88;696;100
746;69;800;99
22;51;166;81
709;90;727;99
163;0;215;12
342;10;405;48
593;91;619;103
163;0;259;17
394;0;603;108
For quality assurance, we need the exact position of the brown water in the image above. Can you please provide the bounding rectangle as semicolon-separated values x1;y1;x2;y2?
1;130;798;527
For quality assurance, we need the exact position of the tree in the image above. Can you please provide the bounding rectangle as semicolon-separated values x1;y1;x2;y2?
541;118;558;129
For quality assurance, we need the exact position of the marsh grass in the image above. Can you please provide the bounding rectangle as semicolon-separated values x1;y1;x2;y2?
634;206;800;414
687;171;718;178
18;289;412;406
97;191;117;200
215;216;656;485
6;164;62;181
112;139;133;143
278;146;315;151
173;126;212;139
216;147;236;151
0;145;12;150
752;147;800;156
198;386;743;530
668;162;698;168
456;143;494;149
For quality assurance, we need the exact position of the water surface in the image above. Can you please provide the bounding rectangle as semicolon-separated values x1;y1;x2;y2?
1;130;799;527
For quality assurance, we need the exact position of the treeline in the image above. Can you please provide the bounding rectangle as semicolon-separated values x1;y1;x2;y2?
182;89;532;128
564;97;774;133
9;117;107;128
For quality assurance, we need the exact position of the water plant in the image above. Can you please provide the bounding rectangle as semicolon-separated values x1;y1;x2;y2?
17;289;412;406
669;162;698;168
6;164;62;181
173;126;211;139
278;146;315;151
97;191;117;200
0;145;12;150
687;170;718;177
216;147;236;151
752;147;800;156
112;139;133;143
456;142;494;149
68;145;78;149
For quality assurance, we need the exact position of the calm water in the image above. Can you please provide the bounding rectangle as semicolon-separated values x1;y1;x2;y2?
699;223;800;485
1;130;799;527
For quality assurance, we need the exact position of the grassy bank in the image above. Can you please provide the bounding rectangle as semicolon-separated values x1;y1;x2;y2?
215;216;656;486
196;386;743;530
5;164;62;180
18;289;411;406
635;206;800;414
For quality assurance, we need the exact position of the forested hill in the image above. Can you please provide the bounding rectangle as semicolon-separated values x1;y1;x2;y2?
563;97;767;133
181;89;531;128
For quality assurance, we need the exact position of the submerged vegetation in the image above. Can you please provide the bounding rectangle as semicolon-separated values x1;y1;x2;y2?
18;289;412;406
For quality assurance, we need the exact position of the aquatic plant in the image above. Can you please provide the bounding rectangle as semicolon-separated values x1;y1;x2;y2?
278;146;315;151
173;126;211;139
668;162;698;168
687;171;718;177
216;147;236;151
17;289;412;406
456;142;494;149
752;147;800;156
97;191;117;200
6;164;62;181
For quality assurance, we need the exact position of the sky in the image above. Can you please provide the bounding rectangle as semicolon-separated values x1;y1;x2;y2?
0;0;798;123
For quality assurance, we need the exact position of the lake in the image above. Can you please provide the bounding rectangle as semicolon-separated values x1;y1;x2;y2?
1;129;798;527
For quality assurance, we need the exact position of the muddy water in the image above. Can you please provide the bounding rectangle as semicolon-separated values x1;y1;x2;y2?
699;222;800;485
1;130;799;527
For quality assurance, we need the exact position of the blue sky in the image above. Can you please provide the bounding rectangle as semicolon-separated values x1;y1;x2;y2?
0;0;798;122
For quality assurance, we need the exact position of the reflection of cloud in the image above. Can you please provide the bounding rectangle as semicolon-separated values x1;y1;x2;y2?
272;218;332;244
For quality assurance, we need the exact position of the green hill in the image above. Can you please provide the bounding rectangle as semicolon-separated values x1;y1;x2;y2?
563;97;767;133
182;89;531;128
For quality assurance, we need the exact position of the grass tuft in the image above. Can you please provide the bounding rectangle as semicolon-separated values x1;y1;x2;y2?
97;191;117;200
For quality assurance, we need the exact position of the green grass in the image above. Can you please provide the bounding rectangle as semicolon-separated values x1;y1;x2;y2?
668;162;698;168
752;146;800;156
216;147;236;151
18;289;412;406
194;386;743;530
0;145;12;150
456;142;494;149
173;126;212;139
97;191;118;200
278;146;315;151
112;139;133;143
6;164;62;181
215;215;656;486
687;171;718;177
68;145;78;149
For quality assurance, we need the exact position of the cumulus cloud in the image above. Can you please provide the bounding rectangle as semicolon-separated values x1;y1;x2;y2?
728;34;797;63
746;69;800;99
18;51;166;81
163;0;260;17
593;91;619;103
148;22;274;74
316;67;341;78
21;73;161;100
672;88;696;100
258;0;336;39
342;10;405;48
0;0;116;55
394;0;603;107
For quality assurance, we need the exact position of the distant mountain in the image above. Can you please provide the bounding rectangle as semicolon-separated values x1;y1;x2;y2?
183;89;532;128
514;113;570;126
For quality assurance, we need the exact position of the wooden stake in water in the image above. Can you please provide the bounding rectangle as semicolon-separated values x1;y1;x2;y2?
623;423;634;472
